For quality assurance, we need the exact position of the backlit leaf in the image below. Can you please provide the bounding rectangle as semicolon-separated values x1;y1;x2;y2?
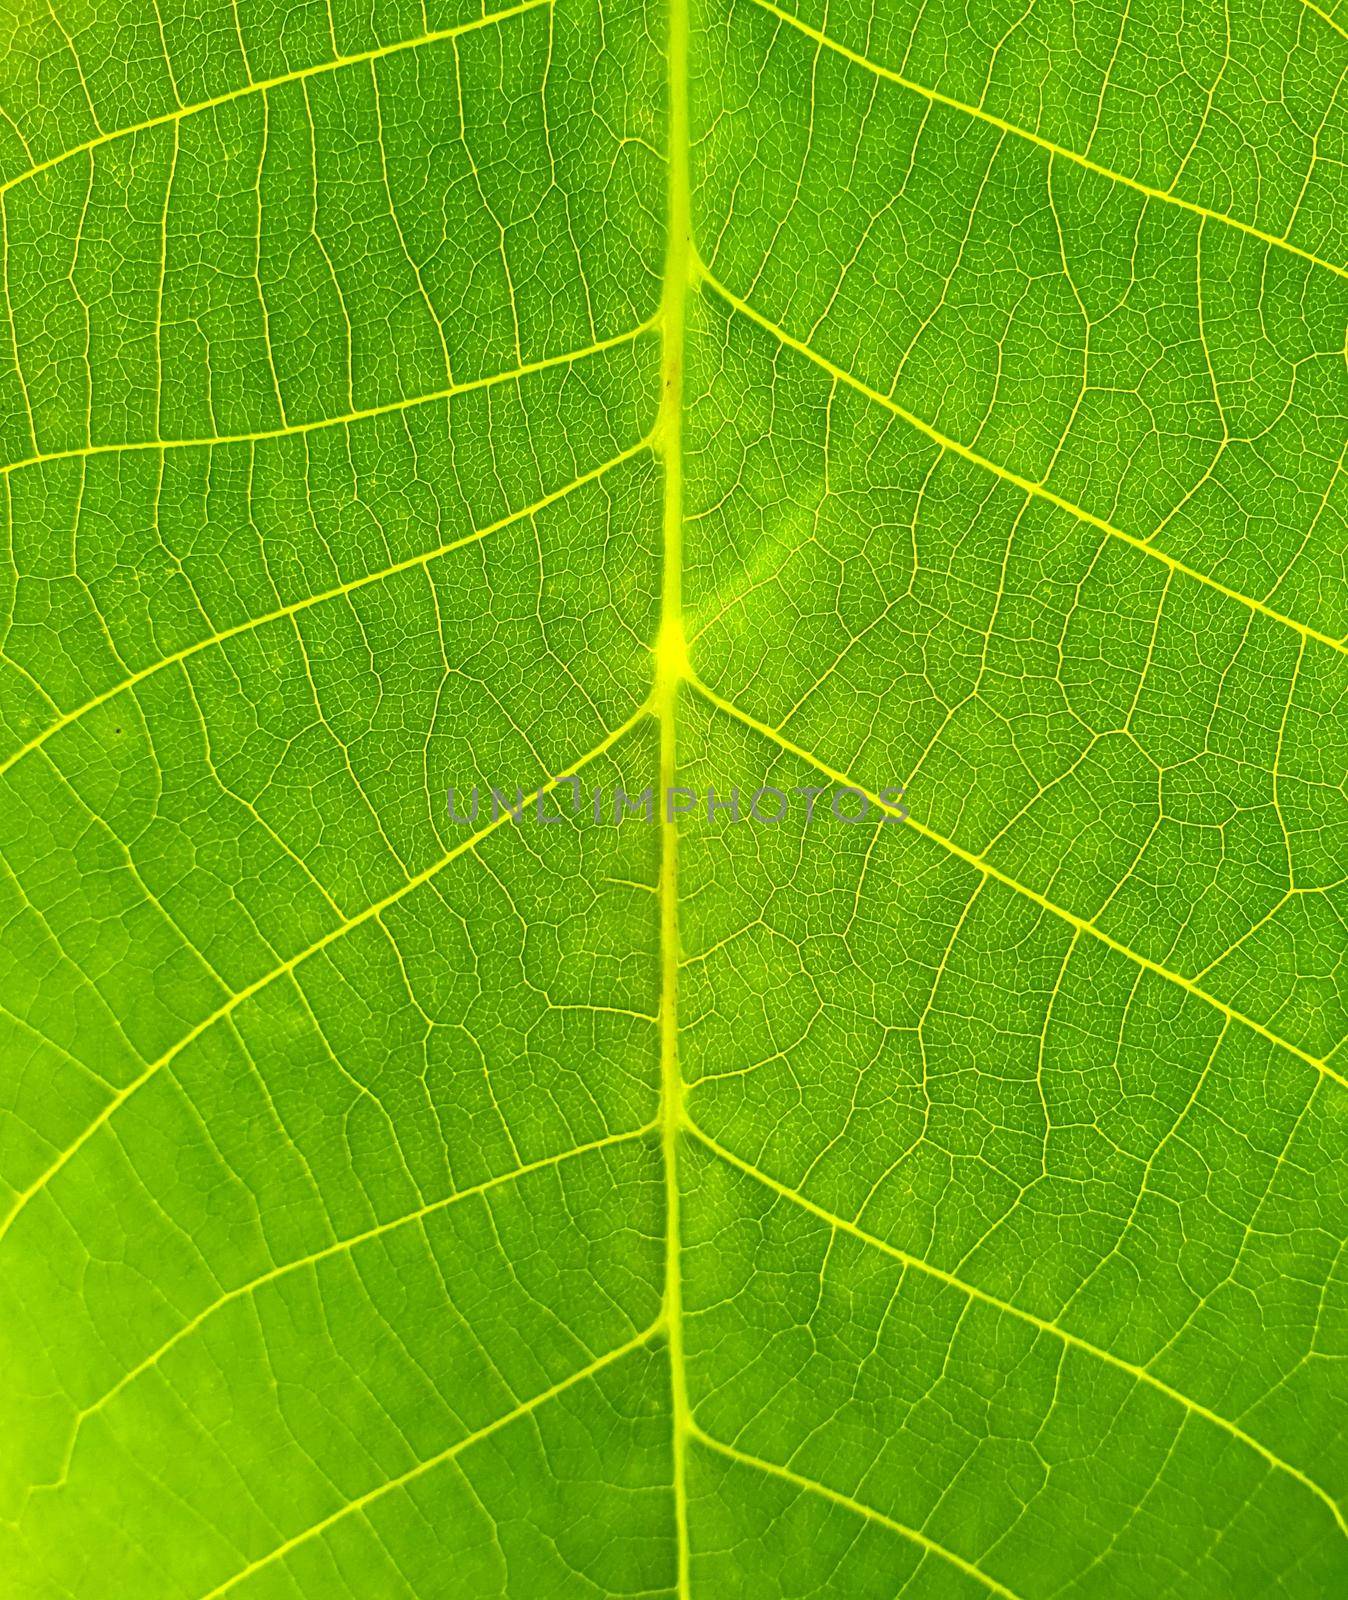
1;0;1346;1594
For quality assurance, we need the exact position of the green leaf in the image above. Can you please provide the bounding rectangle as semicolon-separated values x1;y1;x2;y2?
1;0;1346;1594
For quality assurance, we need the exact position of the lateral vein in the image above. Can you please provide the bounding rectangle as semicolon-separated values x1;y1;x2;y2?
0;707;653;1246
699;269;1347;658
689;670;1346;1087
687;1121;1347;1537
195;1321;662;1600
0;0;554;208
744;0;1348;283
31;1122;660;1503
0;317;655;477
1299;0;1348;43
0;439;653;780
690;1422;1029;1599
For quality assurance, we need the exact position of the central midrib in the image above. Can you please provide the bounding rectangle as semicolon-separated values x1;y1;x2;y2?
656;0;694;1586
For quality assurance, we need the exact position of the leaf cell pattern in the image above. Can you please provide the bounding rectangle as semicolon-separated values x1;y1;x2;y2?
0;0;1346;1595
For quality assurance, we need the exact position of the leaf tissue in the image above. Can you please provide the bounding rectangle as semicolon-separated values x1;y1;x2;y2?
0;0;1346;1594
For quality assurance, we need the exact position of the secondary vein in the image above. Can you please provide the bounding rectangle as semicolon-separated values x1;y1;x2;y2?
686;1122;1347;1538
689;669;1345;1086
744;0;1348;284
0;0;554;208
698;268;1348;658
0;707;653;1247
0;437;654;781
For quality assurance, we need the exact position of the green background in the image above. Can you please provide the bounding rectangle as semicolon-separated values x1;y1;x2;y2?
1;0;1346;1593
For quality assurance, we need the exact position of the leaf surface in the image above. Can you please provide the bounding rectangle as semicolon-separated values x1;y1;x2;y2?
1;0;1346;1594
